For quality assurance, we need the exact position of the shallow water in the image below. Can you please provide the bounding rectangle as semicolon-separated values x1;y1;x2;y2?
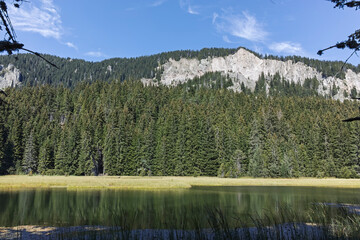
1;186;360;228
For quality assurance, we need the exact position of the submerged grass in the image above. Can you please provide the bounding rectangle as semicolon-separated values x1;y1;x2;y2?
3;204;360;239
1;175;360;190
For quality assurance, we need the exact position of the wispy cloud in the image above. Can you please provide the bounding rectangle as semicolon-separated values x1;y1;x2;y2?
180;0;200;15
187;5;199;15
223;35;231;43
269;41;303;54
9;0;63;39
65;42;77;50
85;51;106;58
214;11;268;43
212;13;218;24
151;0;167;7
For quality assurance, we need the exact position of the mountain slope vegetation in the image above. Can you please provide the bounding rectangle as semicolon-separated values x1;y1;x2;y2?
0;81;359;177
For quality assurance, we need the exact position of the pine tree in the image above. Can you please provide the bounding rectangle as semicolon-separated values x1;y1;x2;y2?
22;131;38;174
78;129;95;176
11;117;24;174
347;122;360;177
248;118;265;177
54;130;68;175
231;149;247;177
38;137;54;175
0;108;6;174
103;124;119;175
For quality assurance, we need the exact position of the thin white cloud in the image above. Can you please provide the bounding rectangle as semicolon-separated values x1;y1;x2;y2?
180;0;200;15
9;0;63;39
65;42;77;50
85;51;106;58
269;41;303;54
223;35;231;43
212;13;218;24
214;11;268;43
151;0;167;7
187;5;199;15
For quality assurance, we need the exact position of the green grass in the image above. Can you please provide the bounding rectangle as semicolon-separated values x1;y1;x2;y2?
1;175;360;190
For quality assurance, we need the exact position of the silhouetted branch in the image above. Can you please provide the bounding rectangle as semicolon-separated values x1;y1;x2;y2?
21;47;59;69
318;1;360;64
331;0;360;9
0;40;22;54
343;116;360;122
0;1;58;68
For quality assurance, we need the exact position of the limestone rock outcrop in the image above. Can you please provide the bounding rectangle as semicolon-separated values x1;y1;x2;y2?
154;48;360;101
0;64;22;89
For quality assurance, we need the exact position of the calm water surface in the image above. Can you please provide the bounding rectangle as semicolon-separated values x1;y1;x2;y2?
1;186;360;228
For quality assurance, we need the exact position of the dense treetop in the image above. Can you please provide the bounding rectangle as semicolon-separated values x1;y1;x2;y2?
0;78;359;178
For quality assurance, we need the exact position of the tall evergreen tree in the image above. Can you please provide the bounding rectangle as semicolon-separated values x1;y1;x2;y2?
38;137;54;175
22;131;37;174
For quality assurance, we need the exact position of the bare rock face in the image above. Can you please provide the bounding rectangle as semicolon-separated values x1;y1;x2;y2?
156;48;360;101
0;64;22;89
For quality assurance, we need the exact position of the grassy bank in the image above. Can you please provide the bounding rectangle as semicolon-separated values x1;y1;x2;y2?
1;176;360;190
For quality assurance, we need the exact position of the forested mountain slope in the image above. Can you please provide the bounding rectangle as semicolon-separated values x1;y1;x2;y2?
0;81;359;177
1;47;360;177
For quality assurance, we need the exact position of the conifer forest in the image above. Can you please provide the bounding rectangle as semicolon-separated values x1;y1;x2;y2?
0;51;359;178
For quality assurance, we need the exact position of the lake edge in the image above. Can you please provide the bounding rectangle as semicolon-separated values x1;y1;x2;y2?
1;176;360;190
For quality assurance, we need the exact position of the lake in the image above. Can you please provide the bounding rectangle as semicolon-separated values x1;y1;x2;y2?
1;186;360;230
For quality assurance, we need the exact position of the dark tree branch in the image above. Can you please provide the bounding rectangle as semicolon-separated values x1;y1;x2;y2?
343;116;360;122
0;1;58;68
318;1;360;62
21;47;59;69
331;0;360;9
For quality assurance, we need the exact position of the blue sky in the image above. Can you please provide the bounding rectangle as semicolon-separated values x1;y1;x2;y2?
6;0;360;65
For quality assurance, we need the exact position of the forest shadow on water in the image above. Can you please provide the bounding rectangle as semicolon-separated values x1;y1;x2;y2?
1;186;360;239
1;204;360;239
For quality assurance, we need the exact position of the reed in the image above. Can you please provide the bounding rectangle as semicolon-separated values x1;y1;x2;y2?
3;203;360;239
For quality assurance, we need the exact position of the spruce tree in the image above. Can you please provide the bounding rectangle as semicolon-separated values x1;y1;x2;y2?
38;137;54;175
103;124;119;175
22;131;38;174
0;109;6;174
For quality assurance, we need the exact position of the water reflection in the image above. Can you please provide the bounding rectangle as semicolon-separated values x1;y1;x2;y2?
1;186;360;228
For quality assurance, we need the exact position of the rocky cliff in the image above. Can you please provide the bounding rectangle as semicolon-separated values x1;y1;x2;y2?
0;64;22;89
147;48;360;101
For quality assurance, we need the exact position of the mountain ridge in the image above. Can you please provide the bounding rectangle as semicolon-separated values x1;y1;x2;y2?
143;48;360;101
0;47;359;100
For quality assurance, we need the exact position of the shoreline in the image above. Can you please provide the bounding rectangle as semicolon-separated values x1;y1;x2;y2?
1;175;360;190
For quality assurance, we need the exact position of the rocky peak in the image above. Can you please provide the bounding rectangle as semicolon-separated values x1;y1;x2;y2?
152;48;360;101
0;64;22;89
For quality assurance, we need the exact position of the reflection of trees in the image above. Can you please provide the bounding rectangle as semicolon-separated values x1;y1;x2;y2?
1;187;360;228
